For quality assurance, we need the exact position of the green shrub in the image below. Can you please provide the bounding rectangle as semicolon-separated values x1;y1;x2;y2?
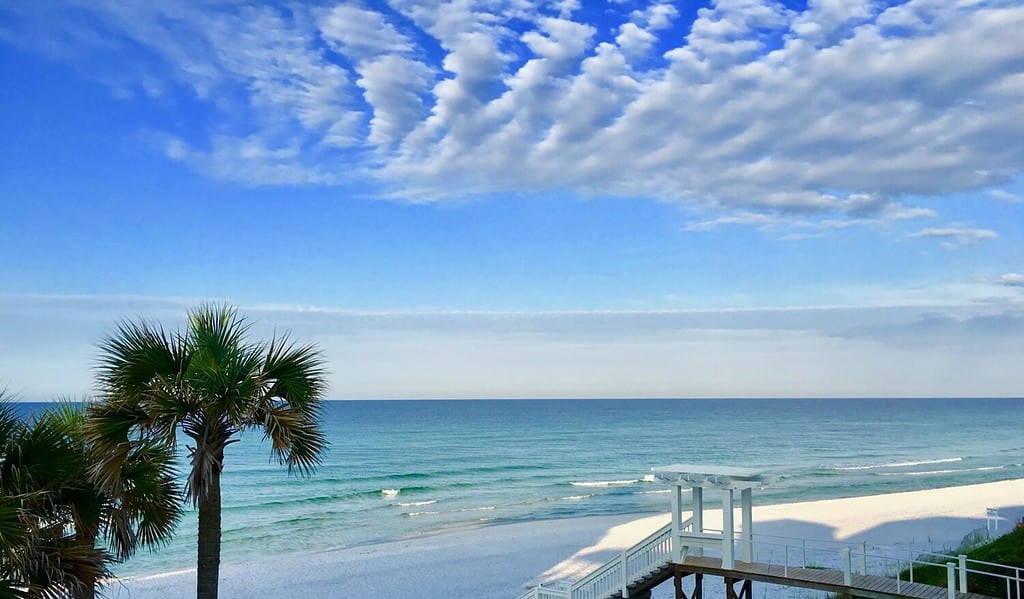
900;526;1024;598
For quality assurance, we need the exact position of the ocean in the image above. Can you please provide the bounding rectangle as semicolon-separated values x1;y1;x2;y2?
16;398;1024;576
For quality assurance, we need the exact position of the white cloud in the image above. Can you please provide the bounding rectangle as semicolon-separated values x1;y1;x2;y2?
633;3;680;30
2;0;1023;226
161;133;349;186
319;5;414;59
908;227;999;249
686;211;781;231
1;2;363;182
685;198;935;237
521;17;595;62
554;0;581;19
791;0;875;46
356;55;435;148
1002;273;1024;287
616;23;657;59
989;189;1022;203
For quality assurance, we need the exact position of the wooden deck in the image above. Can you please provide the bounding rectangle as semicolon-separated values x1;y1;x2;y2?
610;556;998;599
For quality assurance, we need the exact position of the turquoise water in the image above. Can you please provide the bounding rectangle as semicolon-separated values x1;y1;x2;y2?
20;399;1024;575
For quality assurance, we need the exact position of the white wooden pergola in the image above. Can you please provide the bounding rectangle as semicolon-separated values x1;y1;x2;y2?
651;464;768;570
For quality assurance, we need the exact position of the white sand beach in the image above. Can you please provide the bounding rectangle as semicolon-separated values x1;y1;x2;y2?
110;478;1024;598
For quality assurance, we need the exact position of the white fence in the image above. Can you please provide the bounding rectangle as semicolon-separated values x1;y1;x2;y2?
517;521;676;599
748;530;1024;598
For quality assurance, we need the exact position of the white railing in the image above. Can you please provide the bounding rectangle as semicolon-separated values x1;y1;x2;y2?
747;531;1024;598
519;521;679;599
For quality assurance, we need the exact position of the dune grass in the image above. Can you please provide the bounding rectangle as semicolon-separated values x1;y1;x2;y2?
901;526;1024;597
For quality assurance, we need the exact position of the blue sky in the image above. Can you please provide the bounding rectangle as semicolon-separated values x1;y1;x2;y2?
1;0;1022;400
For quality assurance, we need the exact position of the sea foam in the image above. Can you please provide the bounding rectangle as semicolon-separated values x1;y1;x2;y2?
834;457;962;471
570;479;639;487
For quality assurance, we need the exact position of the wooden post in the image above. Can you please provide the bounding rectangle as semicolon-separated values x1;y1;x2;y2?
959;554;968;593
947;562;956;599
673;571;702;599
841;547;852;585
621;550;629;598
725;577;750;599
722;488;735;569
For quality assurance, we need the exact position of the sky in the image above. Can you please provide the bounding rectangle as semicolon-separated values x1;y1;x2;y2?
0;0;1022;400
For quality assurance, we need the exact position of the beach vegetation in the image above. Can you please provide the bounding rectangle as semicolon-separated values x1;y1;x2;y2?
901;526;1024;597
85;304;328;599
0;394;180;599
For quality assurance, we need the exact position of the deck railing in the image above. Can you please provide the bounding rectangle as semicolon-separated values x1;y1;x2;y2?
747;530;1024;598
518;519;683;599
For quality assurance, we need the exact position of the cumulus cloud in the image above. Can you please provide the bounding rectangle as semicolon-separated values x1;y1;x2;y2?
319;5;415;59
631;3;680;31
2;0;1023;224
791;0;875;46
615;22;656;60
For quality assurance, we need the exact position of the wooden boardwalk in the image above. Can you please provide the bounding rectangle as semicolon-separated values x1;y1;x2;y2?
613;556;997;599
610;557;995;597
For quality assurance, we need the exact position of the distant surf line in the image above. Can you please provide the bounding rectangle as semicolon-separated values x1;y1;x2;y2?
570;479;640;487
834;457;962;471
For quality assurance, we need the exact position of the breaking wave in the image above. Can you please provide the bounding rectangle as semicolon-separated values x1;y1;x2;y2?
834;458;962;471
570;479;640;487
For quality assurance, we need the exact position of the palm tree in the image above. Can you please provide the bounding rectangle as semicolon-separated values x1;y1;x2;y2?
46;403;181;599
0;395;180;599
3;393;107;599
85;304;328;599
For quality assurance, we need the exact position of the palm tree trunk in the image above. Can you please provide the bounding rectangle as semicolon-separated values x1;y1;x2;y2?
73;529;99;599
196;454;223;599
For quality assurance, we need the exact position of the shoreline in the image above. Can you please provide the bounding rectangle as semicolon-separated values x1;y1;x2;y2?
112;478;1024;598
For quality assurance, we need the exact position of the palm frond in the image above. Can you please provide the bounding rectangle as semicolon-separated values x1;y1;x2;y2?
254;404;327;476
0;502;22;547
281;420;327;477
95;319;185;396
101;440;180;559
82;403;144;496
186;304;251;369
0;392;22;452
261;337;327;414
